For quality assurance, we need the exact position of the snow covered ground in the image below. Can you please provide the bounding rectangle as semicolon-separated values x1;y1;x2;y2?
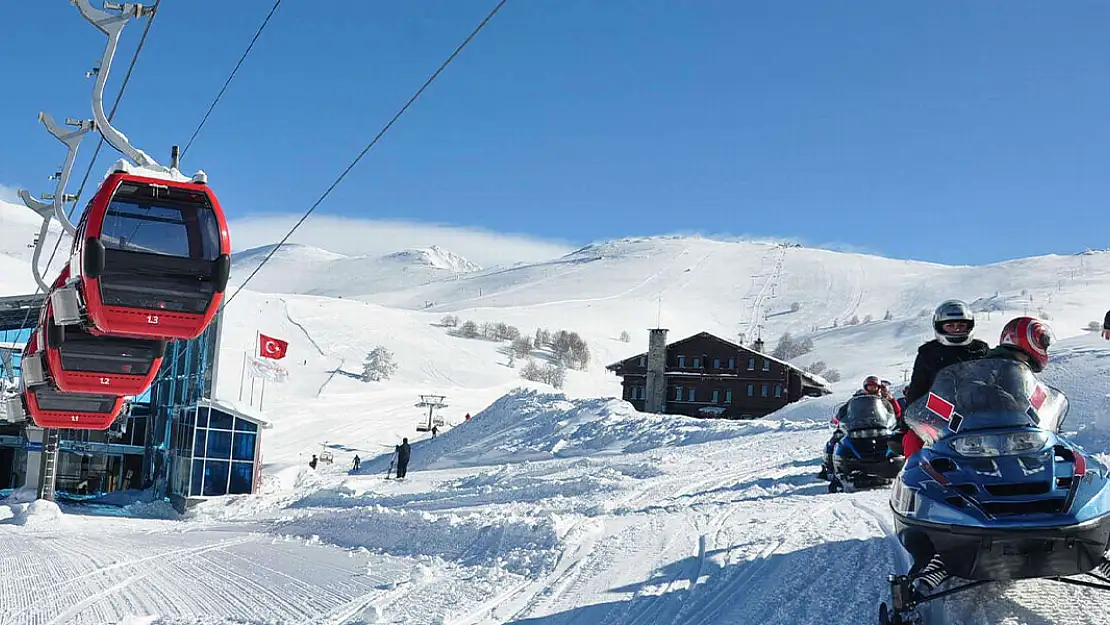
4;195;1110;623
4;336;1110;624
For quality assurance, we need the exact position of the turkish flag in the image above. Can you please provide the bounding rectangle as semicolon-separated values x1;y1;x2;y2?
259;333;289;360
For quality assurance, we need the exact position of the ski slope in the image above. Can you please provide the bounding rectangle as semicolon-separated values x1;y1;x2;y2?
2;336;1109;624
4;194;1110;623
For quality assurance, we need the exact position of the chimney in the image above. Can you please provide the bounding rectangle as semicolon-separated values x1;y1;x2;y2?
644;328;668;413
753;337;765;353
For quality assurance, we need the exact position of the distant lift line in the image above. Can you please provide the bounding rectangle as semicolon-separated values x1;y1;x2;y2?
221;0;511;310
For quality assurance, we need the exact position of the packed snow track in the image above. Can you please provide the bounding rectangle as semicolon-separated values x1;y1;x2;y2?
6;387;1110;624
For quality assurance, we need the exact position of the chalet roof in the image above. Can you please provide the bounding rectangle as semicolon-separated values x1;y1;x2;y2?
605;331;830;389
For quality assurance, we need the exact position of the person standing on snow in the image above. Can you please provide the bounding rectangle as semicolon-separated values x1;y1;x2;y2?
309;454;318;470
352;454;361;472
395;438;411;479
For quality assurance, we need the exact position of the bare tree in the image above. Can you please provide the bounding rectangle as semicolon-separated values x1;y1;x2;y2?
619;330;631;343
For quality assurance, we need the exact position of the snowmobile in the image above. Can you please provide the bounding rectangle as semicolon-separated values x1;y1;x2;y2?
826;394;905;493
880;358;1110;624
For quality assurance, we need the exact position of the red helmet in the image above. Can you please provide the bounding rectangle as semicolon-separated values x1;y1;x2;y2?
863;375;882;393
999;317;1053;373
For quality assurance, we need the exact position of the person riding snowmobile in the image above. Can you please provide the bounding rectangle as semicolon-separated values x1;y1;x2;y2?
900;300;989;458
1103;309;1110;340
819;375;896;479
902;316;1054;458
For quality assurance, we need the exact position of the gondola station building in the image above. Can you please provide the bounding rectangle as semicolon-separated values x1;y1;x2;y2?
0;293;269;511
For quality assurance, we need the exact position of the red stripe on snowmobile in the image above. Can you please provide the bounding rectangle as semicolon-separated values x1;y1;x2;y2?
1029;384;1047;410
921;461;949;485
926;392;955;421
1075;452;1087;477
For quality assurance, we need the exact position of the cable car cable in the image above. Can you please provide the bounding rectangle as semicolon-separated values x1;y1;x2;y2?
182;0;282;159
221;0;509;311
7;1;163;375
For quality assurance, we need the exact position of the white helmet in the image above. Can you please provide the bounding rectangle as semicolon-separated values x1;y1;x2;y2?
933;299;975;346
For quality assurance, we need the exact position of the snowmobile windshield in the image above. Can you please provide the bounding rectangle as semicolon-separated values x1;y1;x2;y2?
905;358;1068;444
840;395;898;432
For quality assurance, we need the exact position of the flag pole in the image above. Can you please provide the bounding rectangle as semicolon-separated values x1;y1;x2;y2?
260;377;266;410
239;350;246;401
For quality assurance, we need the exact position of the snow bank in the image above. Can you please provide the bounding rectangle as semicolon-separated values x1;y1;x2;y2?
272;505;571;576
1;499;64;526
1042;334;1110;451
363;389;823;471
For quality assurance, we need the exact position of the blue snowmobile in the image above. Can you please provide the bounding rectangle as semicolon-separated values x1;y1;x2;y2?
826;394;906;493
880;358;1110;624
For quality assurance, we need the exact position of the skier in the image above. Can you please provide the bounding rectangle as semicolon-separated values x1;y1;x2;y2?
431;425;438;438
464;413;471;421
902;316;1054;458
819;375;894;480
395;438;411;479
1103;310;1110;340
352;454;361;472
309;454;318;470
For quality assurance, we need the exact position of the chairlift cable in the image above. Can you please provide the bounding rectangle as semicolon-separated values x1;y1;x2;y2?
181;0;282;159
6;1;162;380
221;0;510;311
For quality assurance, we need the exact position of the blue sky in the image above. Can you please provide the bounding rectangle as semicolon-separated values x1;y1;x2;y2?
2;1;1109;266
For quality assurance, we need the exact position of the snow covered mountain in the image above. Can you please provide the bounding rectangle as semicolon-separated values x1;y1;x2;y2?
4;191;1110;623
230;242;482;298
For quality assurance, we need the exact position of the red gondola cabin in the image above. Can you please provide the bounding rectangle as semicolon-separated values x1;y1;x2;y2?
21;332;126;430
25;267;166;396
59;170;231;340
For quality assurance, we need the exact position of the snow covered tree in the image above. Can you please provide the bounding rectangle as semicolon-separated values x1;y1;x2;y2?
772;332;814;360
619;330;631;343
823;368;842;382
504;325;521;341
520;359;543;383
863;314;873;323
511;336;534;358
804;360;827;374
883;310;893;321
847;315;860;326
1090;320;1103;331
544;363;566;389
552;330;590;370
440;314;459;327
362;346;397;382
790;301;801;312
458;320;479;338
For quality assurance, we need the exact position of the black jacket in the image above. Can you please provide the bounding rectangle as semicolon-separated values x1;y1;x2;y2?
904;338;990;406
1104;310;1110;331
396;442;411;463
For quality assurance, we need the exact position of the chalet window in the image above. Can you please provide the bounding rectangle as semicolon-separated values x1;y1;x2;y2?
774;384;783;398
712;390;719;403
725;390;732;403
688;388;696;401
675;386;683;400
713;358;721;369
639;356;646;367
747;357;755;371
747;383;754;397
762;359;771;371
728;357;735;369
761;383;769;397
678;355;686;368
692;357;701;368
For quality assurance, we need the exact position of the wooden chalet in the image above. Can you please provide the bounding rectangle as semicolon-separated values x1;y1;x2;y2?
606;330;830;419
